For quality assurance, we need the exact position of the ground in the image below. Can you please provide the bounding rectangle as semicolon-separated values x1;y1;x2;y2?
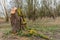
0;17;60;40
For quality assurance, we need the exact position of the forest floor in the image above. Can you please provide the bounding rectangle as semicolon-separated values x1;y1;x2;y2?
0;17;60;40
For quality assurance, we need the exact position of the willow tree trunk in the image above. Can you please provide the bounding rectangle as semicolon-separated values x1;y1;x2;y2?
10;12;20;33
10;10;26;33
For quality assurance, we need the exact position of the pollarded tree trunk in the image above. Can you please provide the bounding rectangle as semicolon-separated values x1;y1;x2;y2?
10;7;26;33
10;11;20;33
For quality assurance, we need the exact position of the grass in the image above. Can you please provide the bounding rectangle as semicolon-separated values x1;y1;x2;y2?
0;23;11;33
0;18;60;40
27;18;60;32
27;23;60;33
5;24;59;40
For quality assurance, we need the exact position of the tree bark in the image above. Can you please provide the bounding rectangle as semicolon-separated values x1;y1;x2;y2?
10;12;20;33
10;9;26;33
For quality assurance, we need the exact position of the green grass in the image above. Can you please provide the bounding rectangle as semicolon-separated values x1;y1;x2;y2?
0;18;60;40
27;24;60;33
0;23;11;33
0;23;60;33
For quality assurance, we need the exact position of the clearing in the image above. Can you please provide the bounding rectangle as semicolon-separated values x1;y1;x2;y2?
0;17;60;40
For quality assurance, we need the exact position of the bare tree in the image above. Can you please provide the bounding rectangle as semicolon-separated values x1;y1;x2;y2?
1;0;9;22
